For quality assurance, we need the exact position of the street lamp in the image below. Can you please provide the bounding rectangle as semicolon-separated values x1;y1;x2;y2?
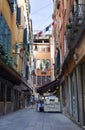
73;53;78;61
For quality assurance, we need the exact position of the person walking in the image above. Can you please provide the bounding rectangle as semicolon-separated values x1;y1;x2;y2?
30;95;35;108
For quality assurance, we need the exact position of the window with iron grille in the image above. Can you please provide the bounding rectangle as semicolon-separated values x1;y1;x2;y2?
37;76;42;86
33;75;36;84
56;0;60;9
42;76;46;85
47;76;51;83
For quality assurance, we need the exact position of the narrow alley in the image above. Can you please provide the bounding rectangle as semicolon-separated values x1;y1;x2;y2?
0;0;85;130
0;107;82;130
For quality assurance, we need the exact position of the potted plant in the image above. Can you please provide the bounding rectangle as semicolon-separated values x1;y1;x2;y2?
26;51;30;61
46;61;49;69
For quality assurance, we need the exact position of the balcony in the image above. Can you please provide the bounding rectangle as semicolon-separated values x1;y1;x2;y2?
0;55;21;85
66;4;85;50
0;44;14;67
41;70;47;74
35;69;51;76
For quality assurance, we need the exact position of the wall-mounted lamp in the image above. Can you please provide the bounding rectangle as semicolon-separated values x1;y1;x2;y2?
73;53;78;61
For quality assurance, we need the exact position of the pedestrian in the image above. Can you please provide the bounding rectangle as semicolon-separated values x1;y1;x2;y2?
30;95;34;108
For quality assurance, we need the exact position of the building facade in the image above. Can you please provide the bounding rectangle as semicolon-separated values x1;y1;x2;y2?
0;0;33;116
32;35;52;90
52;0;85;128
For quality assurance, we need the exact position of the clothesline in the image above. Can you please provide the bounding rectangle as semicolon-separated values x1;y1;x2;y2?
33;21;55;39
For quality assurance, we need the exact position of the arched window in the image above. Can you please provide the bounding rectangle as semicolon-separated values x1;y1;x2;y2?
40;59;50;71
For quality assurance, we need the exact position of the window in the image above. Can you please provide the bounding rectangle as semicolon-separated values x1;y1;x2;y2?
47;76;51;83
40;59;50;71
42;47;45;52
46;60;50;69
45;47;50;52
35;45;37;50
37;76;41;85
33;76;36;84
23;28;27;45
42;76;45;85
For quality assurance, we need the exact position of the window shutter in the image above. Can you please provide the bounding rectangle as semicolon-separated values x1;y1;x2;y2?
16;7;21;25
23;28;27;44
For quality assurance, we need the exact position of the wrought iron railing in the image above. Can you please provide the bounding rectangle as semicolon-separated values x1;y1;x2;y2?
0;44;14;67
66;4;85;49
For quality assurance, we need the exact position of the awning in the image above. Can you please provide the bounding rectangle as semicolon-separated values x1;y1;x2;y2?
37;79;60;95
0;58;21;85
0;57;32;91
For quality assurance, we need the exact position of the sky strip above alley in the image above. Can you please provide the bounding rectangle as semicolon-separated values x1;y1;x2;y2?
30;0;53;34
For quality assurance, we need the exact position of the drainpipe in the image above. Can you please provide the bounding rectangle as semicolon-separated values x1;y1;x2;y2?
4;85;7;114
61;0;64;61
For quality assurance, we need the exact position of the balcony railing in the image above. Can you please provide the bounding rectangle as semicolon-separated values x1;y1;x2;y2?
0;44;14;67
66;4;85;49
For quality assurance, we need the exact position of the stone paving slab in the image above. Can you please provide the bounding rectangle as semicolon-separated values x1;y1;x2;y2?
0;108;83;130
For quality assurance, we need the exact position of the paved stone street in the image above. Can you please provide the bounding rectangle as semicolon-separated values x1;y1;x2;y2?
0;107;82;130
